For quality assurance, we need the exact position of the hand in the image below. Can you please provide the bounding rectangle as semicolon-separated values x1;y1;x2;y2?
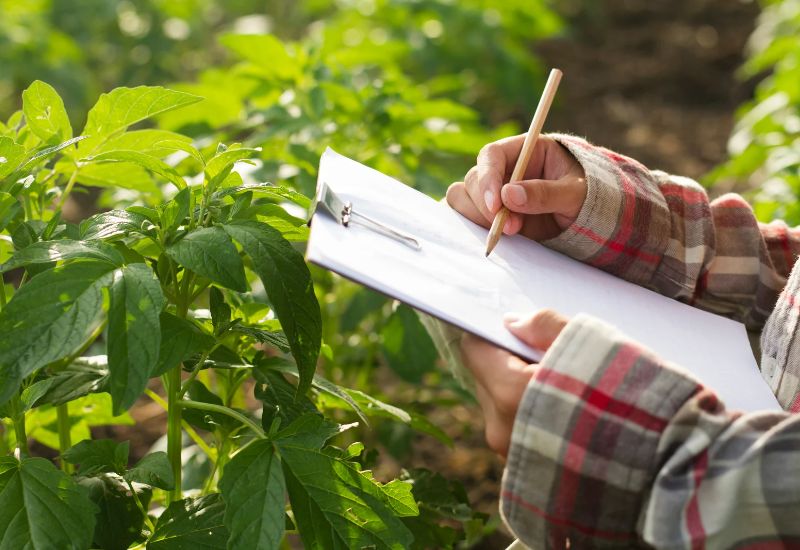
446;135;587;241
460;309;568;458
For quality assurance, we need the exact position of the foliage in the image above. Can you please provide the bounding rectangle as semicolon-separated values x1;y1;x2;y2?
0;81;485;548
708;0;800;224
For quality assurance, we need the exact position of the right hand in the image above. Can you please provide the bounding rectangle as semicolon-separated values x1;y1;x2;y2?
446;134;587;241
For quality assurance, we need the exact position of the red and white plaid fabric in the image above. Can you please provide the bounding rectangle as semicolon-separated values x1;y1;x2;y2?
499;135;800;548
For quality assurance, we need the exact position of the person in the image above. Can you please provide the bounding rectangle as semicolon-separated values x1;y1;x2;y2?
444;133;800;548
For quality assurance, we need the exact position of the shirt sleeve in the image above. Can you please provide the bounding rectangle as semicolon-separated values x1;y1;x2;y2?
501;313;800;548
543;134;800;331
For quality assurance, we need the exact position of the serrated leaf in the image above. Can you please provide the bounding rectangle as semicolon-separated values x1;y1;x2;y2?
147;494;229;550
153;312;215;377
21;80;72;144
167;226;246;292
0;136;26;180
85;150;186;190
62;439;130;476
279;442;415;550
0;456;96;549
214;183;311;208
107;263;166;414
223;221;320;395
0;239;123;273
253;368;320;431
124;452;174;490
79;474;152;550
80;209;154;240
219;440;285;550
205;147;259;189
0;260;114;405
79;86;203;153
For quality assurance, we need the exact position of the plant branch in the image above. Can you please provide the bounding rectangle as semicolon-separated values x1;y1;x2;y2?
178;344;220;398
144;389;215;459
8;394;29;458
127;480;156;534
179;400;266;439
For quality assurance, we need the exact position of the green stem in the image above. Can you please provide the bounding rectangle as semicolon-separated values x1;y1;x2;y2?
0;273;6;309
179;400;266;439
144;389;215;459
166;365;183;504
56;404;73;473
9;395;29;458
57;168;80;211
127;480;156;533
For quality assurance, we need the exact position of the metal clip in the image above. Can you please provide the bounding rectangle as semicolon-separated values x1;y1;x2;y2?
311;181;421;250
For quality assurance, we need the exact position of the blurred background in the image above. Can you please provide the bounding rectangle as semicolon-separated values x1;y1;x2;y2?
2;0;798;546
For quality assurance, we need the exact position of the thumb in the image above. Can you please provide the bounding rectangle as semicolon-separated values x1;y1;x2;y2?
504;309;568;351
500;175;584;218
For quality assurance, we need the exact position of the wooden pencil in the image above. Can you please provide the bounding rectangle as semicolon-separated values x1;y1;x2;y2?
485;68;563;256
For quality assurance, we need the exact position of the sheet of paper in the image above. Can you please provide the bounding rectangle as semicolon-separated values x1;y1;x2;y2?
306;148;780;411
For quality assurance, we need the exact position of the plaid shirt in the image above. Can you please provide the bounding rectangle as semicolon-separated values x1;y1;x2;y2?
500;135;800;549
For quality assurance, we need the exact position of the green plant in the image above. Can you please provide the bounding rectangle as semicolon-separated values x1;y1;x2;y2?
708;0;800;223
0;81;485;548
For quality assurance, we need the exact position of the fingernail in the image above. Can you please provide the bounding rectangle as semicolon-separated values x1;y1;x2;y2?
484;190;496;212
506;184;526;207
503;312;522;324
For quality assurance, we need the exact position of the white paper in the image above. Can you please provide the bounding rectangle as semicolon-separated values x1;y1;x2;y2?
307;148;780;412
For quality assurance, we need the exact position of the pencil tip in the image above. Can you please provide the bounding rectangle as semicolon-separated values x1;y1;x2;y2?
485;251;490;258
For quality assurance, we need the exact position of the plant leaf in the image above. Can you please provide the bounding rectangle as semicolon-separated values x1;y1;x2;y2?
0;136;26;180
97;129;192;157
0;191;21;232
123;452;175;490
107;263;166;414
159;187;190;233
80;209;154;241
23;356;109;408
79;474;152;550
152;312;215;377
79;86;203;153
0;260;114;405
147;494;229;550
219;440;285;550
278;441;415;549
0;239;123;273
167;226;247;292
21;80;72;144
381;304;438;383
223;221;320;395
0;456;96;549
84;150;186;190
62;439;130;476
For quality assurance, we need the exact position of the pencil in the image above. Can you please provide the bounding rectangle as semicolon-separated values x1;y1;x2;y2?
484;68;563;257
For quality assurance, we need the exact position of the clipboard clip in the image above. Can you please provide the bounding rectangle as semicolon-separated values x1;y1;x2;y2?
310;180;421;250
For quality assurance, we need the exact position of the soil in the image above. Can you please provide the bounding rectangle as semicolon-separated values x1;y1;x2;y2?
101;1;762;547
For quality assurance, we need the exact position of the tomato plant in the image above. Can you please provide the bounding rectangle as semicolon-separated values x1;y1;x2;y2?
0;81;484;549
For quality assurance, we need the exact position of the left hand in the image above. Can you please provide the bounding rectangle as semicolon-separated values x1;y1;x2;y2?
460;309;568;458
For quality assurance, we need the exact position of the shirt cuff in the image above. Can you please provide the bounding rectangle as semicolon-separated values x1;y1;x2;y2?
541;134;671;287
500;313;703;547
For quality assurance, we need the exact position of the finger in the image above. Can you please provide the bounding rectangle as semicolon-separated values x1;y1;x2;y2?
500;175;585;219
460;333;510;389
446;182;491;228
503;309;568;350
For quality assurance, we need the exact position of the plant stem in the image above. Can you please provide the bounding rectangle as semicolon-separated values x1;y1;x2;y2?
56;404;73;473
8;395;29;458
179;400;266;439
0;273;6;309
166;365;183;504
127;480;156;534
178;344;220;398
144;389;215;459
57;167;80;211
